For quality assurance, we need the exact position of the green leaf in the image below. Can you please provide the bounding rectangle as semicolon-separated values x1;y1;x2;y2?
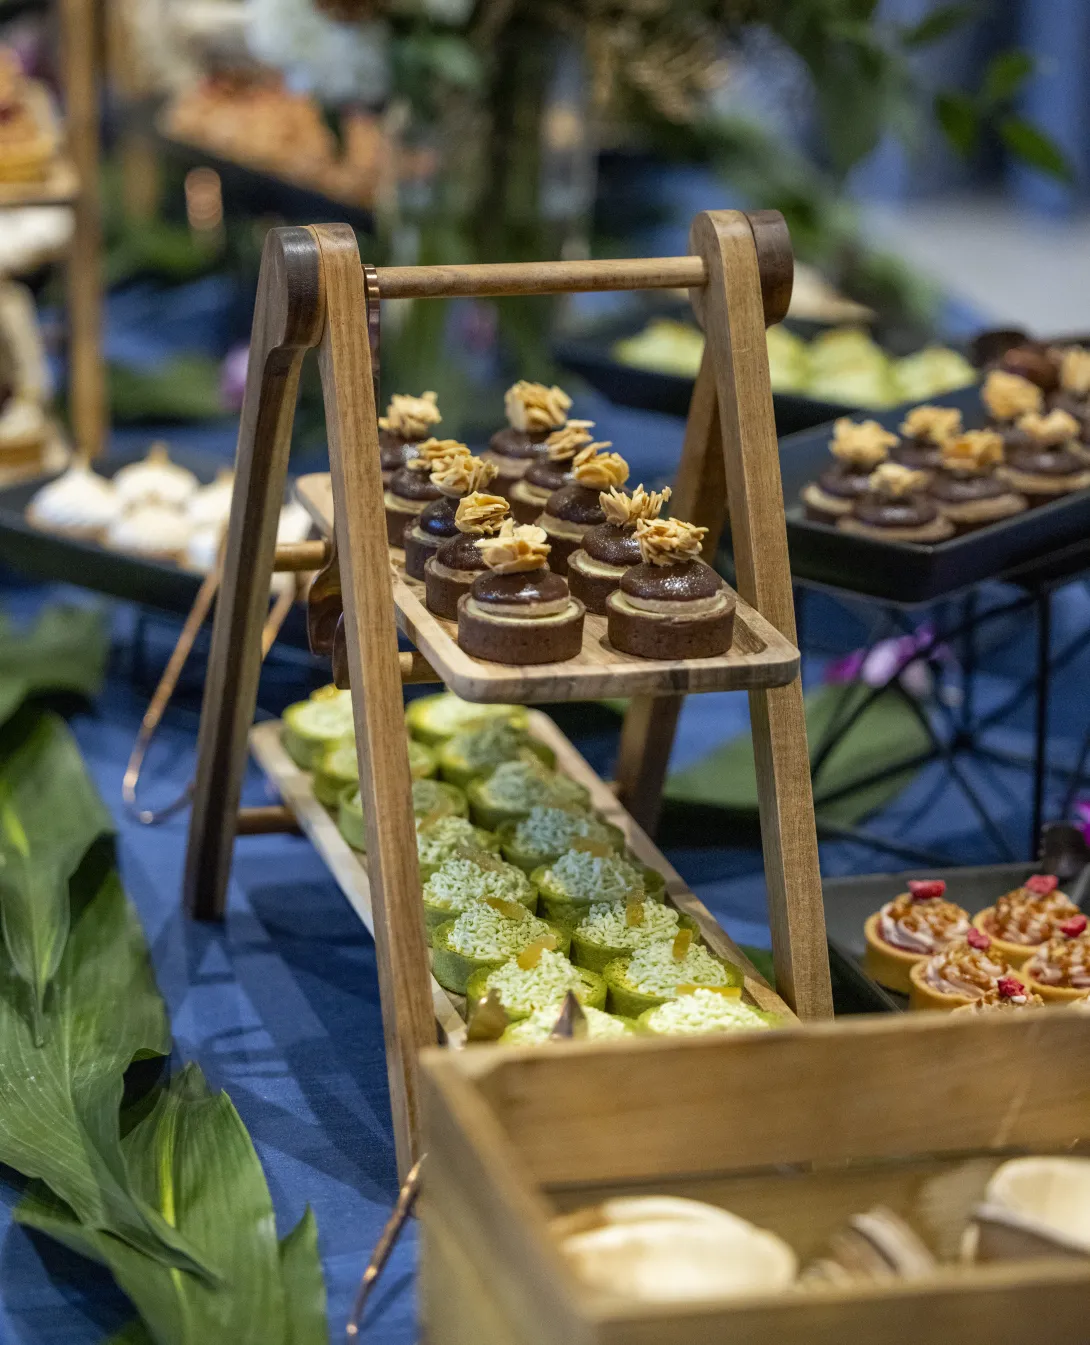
0;713;113;1042
105;1326;154;1345
935;91;980;156
0;606;108;729
0;853;211;1277
20;1064;326;1345
982;50;1035;107
902;3;974;46
999;115;1075;183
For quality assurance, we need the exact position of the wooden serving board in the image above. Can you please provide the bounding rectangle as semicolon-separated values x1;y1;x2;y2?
249;709;791;1047
293;473;799;704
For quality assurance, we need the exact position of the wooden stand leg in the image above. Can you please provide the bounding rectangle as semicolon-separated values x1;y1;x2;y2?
313;224;437;1176
692;209;833;1019
183;227;325;920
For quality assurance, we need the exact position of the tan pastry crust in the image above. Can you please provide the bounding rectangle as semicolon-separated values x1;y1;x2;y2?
908;960;976;1011
800;481;854;521
863;911;924;994
838;514;955;544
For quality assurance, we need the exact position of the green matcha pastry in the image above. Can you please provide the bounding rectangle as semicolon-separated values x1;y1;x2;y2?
465;949;605;1022
466;758;590;830
421;855;537;934
405;692;529;746
499;1004;635;1045
569;897;696;973
281;687;354;769
416;815;500;880
497;806;626;873
430;904;571;995
338;777;468;852
603;935;742;1018
534;851;666;929
313;740;357;807
437;722;555;789
638;989;782;1036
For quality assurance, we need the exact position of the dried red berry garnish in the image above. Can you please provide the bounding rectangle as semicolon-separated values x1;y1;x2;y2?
1059;914;1088;938
907;879;946;901
966;928;991;950
997;977;1026;1000
1025;873;1059;895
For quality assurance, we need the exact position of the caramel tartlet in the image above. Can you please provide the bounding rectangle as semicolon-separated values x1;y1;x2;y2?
457;521;585;665
377;390;442;483
893;405;962;473
908;930;1014;1012
567;484;671;615
540;443;630;575
930;430;1026;533
863;878;969;994
838;462;955;544
404;451;497;580
383;438;465;548
1023;914;1090;1002
485;381;572;499
509;420;594;525
800;418;896;523
607;517;734;660
996;409;1090;506
972;873;1078;969
425;491;510;620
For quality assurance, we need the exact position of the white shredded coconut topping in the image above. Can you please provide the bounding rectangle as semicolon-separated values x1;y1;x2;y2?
423;858;532;912
294;697;354;739
444;904;552;960
444;723;529;770
412;779;462;817
513;806;606;856
645;990;770;1035
484;950;586;1013
412;694;520;738
503;1005;628;1045
623;940;729;997
547;851;645;904
416;817;494;866
577;898;680;950
479;759;587;811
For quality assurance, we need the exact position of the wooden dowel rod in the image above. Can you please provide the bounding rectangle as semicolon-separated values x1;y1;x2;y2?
273;539;330;572
399;650;442;685
236;805;301;835
374;257;706;300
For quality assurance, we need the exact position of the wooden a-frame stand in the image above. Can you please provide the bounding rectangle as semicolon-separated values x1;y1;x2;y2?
183;212;833;1177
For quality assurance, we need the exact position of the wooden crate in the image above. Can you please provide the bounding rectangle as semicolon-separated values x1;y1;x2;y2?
420;1012;1090;1345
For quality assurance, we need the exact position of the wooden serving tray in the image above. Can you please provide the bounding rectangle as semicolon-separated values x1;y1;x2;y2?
249;708;790;1049
294;473;800;704
421;1012;1090;1345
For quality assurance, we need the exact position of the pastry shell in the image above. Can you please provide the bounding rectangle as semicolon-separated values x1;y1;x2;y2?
907;959;977;1011
862;910;925;994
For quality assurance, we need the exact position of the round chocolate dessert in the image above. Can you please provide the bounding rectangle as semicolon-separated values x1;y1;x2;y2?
384;439;464;548
996;410;1090;505
404;452;497;580
540;443;630;575
425;492;510;620
891;405;962;474
837;463;954;543
508;420;594;525
606;518;735;661
800;418;897;522
484;381;572;498
457;522;585;665
930;430;1026;533
568;483;671;615
377;390;442;484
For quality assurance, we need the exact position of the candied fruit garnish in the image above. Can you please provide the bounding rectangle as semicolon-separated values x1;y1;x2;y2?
1059;914;1088;938
967;928;991;951
672;928;693;961
625;899;645;927
484;896;529;922
571;836;613;858
907;879;946;901
997;976;1027;1000
1025;873;1060;895
677;983;742;999
516;938;554;970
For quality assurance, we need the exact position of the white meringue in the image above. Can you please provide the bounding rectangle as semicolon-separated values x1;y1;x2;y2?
27;463;120;538
113;443;198;509
106;503;193;560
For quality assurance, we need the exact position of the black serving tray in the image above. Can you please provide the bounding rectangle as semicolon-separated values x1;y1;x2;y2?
780;386;1090;604
823;861;1039;1013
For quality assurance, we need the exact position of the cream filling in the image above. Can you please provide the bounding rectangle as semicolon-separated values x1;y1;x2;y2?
475;595;571;619
511;480;551;505
384;492;423;515
482;450;532;478
430;560;479;583
408;524;440;546
464;597;580;627
570;553;627;580
619;592;729;618
542;516;588;542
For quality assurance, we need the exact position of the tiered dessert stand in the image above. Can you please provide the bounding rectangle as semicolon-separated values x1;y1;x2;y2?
182;211;834;1177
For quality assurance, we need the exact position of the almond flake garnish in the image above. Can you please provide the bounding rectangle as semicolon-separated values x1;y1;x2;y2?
432;452;497;495
1060;347;1090;398
829;418;897;469
406;438;469;474
677;983;742;998
570;444;629;490
1016;409;1080;448
545;420;596;462
634;516;707;567
868;462;928;498
982;370;1043;421
517;937;556;969
475;519;551;573
940;430;1004;473
484;895;530;922
504;381;572;432
379;390;441;439
599;483;671;527
625;899;645;927
672;927;693;961
900;405;963;446
454;491;509;535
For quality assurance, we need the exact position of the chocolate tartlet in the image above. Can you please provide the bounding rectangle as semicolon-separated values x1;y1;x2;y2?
404;450;497;580
457;521;585;665
509;420;593;525
383;438;465;548
838;462;955;544
425;491;510;620
892;405;963;473
800;418;897;522
930;430;1026;533
540;443;630;575
568;483;671;615
377;390;441;483
1051;347;1090;450
982;369;1044;448
996;409;1090;506
485;381;572;499
607;517;735;660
